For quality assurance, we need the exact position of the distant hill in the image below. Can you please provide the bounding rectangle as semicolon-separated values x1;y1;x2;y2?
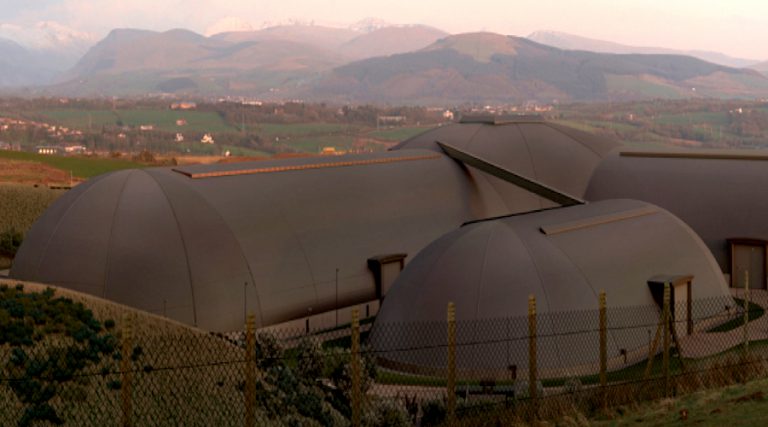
53;24;448;96
0;37;60;86
752;61;768;75
211;24;359;53
44;28;768;102
340;25;448;59
213;24;448;60
302;33;768;104
528;31;759;69
56;28;348;96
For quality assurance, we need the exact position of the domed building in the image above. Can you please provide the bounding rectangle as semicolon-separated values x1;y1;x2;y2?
370;199;732;375
586;149;768;289
11;116;618;331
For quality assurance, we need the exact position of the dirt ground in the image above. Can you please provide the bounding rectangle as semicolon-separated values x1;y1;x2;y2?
0;158;79;185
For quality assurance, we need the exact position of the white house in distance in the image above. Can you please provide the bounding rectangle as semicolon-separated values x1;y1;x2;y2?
201;133;215;144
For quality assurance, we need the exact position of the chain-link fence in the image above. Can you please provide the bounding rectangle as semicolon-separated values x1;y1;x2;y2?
2;284;768;426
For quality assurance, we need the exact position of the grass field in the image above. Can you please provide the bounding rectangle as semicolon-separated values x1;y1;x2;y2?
605;74;688;99
254;122;360;138
655;111;732;126
592;376;768;426
0;183;63;268
0;183;64;233
0;150;142;178
367;126;431;142
40;108;237;133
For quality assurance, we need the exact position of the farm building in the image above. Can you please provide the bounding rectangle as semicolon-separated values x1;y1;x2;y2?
370;199;731;375
10;116;618;331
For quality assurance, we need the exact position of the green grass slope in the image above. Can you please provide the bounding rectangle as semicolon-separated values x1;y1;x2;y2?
0;150;142;179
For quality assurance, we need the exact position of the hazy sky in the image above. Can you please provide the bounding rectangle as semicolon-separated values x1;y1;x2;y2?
1;0;766;60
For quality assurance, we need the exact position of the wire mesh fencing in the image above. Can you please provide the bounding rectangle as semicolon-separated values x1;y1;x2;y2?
2;287;768;426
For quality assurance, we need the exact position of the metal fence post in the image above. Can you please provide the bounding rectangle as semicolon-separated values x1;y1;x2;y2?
351;309;361;427
446;302;456;424
663;283;671;398
528;295;537;402
599;290;607;408
245;314;256;427
121;313;133;427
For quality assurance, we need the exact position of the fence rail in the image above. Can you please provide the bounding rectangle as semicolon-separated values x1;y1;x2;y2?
1;285;767;426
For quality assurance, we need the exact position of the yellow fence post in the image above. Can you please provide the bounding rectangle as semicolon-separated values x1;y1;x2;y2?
446;302;456;425
663;283;671;398
245;314;256;427
528;295;537;403
743;270;750;358
351;309;361;427
121;313;133;427
599;290;607;408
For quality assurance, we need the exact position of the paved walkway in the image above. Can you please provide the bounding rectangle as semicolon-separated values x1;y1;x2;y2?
678;288;768;359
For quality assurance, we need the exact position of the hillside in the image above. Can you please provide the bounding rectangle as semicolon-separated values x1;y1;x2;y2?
0;37;59;86
303;33;768;104
752;61;768;75
212;24;358;51
43;28;768;102
340;25;448;59
528;30;760;68
56;28;348;96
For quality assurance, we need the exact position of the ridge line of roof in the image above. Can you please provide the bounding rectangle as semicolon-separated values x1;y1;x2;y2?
101;170;135;299
620;150;768;161
172;154;441;179
141;169;199;326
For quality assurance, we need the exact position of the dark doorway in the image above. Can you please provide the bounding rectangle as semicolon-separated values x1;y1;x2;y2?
368;253;407;299
730;239;767;289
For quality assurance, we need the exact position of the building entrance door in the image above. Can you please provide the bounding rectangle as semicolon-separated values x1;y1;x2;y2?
731;241;767;289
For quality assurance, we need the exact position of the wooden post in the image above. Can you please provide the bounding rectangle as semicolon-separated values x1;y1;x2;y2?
528;295;537;402
446;302;456;424
598;290;607;409
351;309;361;427
245;314;256;427
663;283;671;398
743;270;750;357
599;291;607;388
121;313;133;427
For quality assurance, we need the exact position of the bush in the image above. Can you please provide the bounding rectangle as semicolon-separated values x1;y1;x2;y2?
420;399;446;427
363;399;411;427
513;379;544;400
0;228;23;257
0;284;119;427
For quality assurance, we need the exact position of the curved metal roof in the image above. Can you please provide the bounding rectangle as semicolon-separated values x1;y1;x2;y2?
11;120;618;331
393;119;618;215
371;199;730;373
13;150;479;330
586;149;768;273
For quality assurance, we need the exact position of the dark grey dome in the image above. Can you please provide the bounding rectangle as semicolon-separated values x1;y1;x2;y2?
394;117;619;215
11;120;618;332
586;149;768;279
371;199;730;375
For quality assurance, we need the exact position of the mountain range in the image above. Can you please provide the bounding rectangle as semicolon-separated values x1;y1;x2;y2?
527;31;760;69
3;23;768;104
302;32;768;104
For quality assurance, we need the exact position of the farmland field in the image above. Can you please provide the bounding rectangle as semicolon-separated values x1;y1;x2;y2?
0;150;143;179
279;135;358;153
254;122;361;138
605;74;688;99
368;126;431;141
40;108;237;133
654;111;732;126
